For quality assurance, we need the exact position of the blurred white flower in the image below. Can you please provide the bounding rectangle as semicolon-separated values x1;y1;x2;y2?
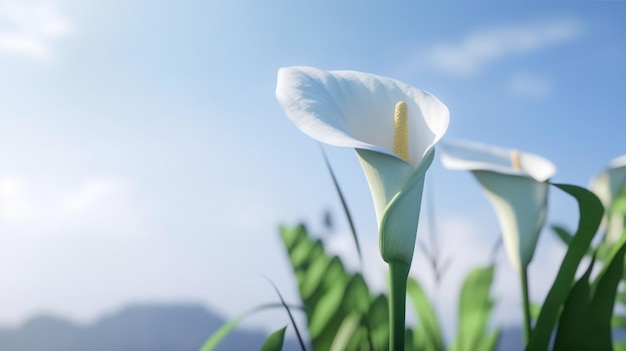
591;155;626;244
440;139;556;272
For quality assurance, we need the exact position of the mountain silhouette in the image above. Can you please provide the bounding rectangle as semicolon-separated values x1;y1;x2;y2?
0;304;299;351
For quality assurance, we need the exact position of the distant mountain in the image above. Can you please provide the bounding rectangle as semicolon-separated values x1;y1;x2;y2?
0;304;298;351
0;303;532;350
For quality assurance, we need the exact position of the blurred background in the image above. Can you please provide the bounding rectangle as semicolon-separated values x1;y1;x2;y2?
1;0;625;349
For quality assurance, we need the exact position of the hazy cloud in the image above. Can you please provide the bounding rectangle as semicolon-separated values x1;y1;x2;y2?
421;18;582;76
0;0;72;60
507;72;553;99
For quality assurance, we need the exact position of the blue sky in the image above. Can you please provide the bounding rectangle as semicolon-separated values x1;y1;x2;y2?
1;0;626;340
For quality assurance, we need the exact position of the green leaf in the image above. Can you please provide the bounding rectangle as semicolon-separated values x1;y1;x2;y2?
280;224;307;252
260;326;287;351
407;277;444;351
262;277;306;351
405;328;415;351
529;303;542;321
553;256;595;350
368;294;390;351
310;273;370;351
476;330;500;351
305;257;349;319
552;225;574;246
615;341;626;351
587;234;626;350
553;231;626;351
527;183;604;351
451;265;497;351
613;314;626;328
308;272;348;339
199;303;301;351
329;313;362;351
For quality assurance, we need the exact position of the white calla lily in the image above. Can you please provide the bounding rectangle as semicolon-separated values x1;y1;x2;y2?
591;154;626;244
440;139;556;272
276;66;449;265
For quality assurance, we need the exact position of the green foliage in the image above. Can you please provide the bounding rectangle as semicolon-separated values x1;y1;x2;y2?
450;265;499;351
554;232;626;351
280;224;499;351
280;224;371;351
406;277;444;351
528;183;604;351
199;303;301;351
261;326;288;351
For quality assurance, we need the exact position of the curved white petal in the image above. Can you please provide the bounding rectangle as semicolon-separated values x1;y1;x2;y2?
440;139;556;182
276;66;449;167
474;171;549;272
591;154;626;244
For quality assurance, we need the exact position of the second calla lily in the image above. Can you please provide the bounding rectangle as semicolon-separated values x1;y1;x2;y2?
276;66;449;265
591;154;626;244
440;139;556;272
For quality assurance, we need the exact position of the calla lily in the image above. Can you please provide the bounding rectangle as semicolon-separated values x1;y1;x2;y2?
591;154;626;244
440;139;556;272
276;66;449;265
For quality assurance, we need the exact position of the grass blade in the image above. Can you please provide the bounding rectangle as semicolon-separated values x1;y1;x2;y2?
321;147;362;265
199;303;302;351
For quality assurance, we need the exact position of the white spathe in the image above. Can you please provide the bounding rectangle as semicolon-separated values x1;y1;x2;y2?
440;139;556;272
591;154;626;244
276;66;449;264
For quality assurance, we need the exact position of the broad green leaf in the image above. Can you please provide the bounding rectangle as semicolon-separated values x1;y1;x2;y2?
280;225;307;251
476;330;500;351
305;257;348;318
552;225;574;246
300;254;331;300
260;326;287;351
295;240;324;288
613;315;626;328
200;303;302;351
527;183;604;351
554;222;626;351
368;294;390;351
616;341;626;351
308;273;348;339
407;277;444;351
329;313;362;351
587;234;626;350
405;328;415;351
553;256;595;350
311;274;370;351
451;265;496;351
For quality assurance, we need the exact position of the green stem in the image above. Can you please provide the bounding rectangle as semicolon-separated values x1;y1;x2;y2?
389;260;410;351
520;266;532;344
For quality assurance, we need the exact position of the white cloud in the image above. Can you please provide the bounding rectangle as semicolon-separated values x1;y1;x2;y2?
421;18;582;76
0;177;34;220
0;0;72;60
507;72;553;99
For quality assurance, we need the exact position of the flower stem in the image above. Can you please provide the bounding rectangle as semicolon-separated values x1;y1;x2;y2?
520;266;532;344
389;260;410;351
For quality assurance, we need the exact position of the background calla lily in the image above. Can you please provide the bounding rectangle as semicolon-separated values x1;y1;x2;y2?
591;154;626;244
440;139;556;272
276;66;449;265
